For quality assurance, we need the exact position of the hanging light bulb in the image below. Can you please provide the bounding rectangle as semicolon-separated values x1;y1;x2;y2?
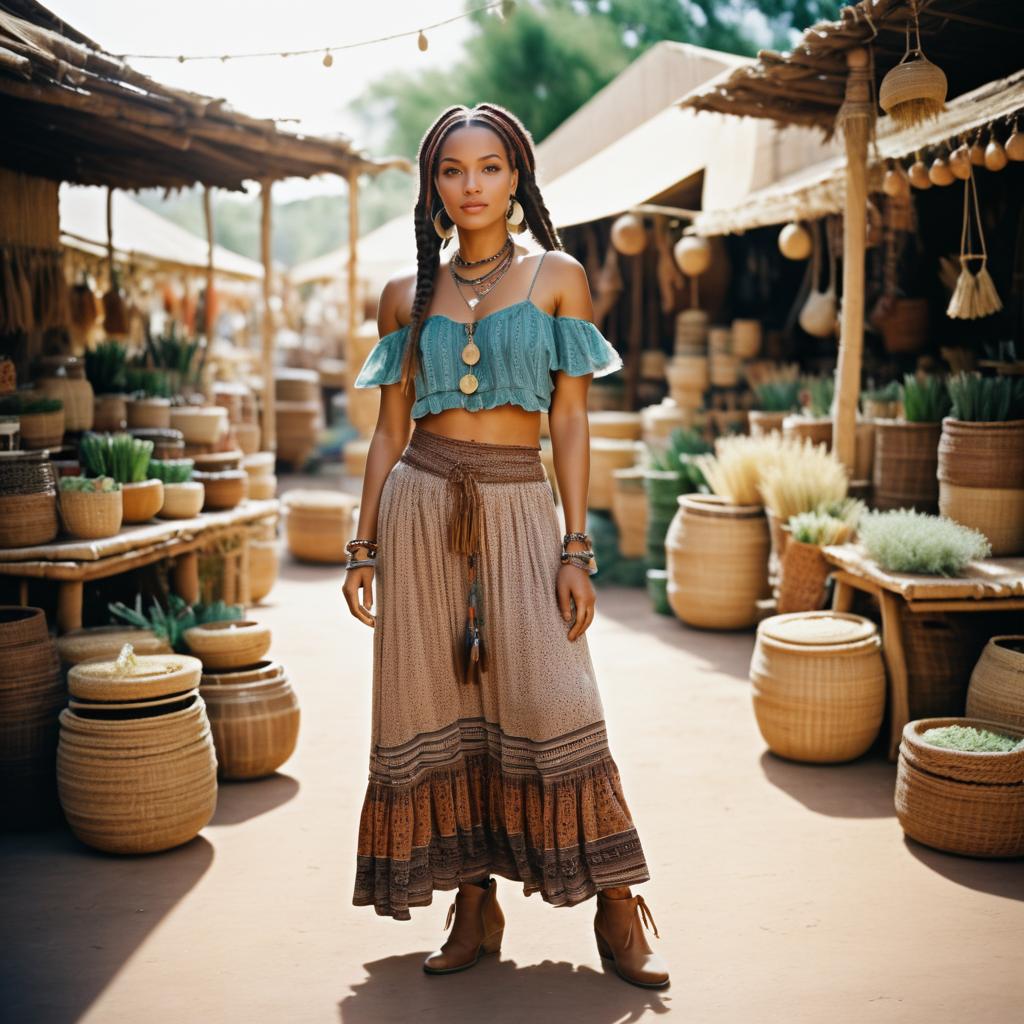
417;30;428;52
322;50;333;68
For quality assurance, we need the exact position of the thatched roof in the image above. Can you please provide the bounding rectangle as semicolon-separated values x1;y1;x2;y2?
0;1;410;191
680;0;1024;135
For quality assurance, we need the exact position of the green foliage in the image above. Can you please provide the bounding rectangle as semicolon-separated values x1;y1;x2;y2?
108;593;243;653
788;498;863;545
79;432;153;484
124;366;171;398
647;428;711;496
145;323;200;391
902;374;951;423
149;459;194;484
861;380;901;404
947;372;1024;422
921;724;1023;753
800;375;835;417
859;510;991;577
85;340;128;394
753;378;801;412
58;475;119;493
0;394;62;415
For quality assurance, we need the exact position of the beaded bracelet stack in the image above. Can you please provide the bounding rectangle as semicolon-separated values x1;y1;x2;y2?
344;538;378;570
561;531;598;576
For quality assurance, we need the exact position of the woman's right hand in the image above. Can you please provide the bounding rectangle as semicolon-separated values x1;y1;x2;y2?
343;567;376;627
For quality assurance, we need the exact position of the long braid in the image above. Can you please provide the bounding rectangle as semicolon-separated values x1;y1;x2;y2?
398;102;564;391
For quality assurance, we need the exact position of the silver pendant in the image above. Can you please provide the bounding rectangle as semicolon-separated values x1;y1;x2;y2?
466;296;480;309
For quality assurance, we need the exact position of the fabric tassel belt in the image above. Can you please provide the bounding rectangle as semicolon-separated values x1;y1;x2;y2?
400;428;547;686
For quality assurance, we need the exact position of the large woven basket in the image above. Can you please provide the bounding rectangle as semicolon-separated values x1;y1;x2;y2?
611;467;647;559
38;376;93;431
93;394;127;432
783;416;832;449
275;369;319;403
966;637;1024;730
666;494;770;630
750;612;885;763
18;408;64;450
194;470;247;511
776;538;831;614
903;613;989;721
894;716;1024;858
58;488;123;539
283;490;357;564
0;491;58;548
126;398;171;430
184;620;272;671
872;420;940;513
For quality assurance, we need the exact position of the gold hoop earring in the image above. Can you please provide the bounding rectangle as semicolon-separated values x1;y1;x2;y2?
506;196;525;234
432;206;454;242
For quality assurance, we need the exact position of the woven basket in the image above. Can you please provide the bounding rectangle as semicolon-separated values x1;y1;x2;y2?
874;296;929;354
666;494;770;630
967;637;1024;730
939;482;1024;557
200;671;299;779
202;660;285;687
903;613;989;721
38;376;93;431
93;394;127;432
276;401;322;468
184;620;272;671
0;492;58;548
129;427;184;460
707;326;731;355
777;539;831;614
674;310;708;352
158;481;205;519
589;439;642;511
121;478;164;524
247;474;277;500
731;320;762;360
18;408;64;450
749;411;787;437
126;398;171;430
58;488;123;539
57;626;170;666
854;420;875;483
243;451;275;478
611;467;648;559
589;411;642;441
233;421;261;455
194;470;247;511
665;355;708;395
194;450;243;473
57;694;217;854
275;369;319;403
783;416;832;449
872;420;940;513
249;539;279;604
709;352;741;389
170;406;228;446
894;716;1024;858
0;450;56;496
750;612;885;763
68;653;202;702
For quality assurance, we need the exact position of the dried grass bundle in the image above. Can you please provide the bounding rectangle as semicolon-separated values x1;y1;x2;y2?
758;439;849;521
696;435;781;506
948;171;1002;320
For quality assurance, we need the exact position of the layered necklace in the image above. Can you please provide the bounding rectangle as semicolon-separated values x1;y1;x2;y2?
448;235;514;395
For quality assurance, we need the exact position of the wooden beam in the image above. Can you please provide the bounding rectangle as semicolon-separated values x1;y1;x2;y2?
260;180;276;454
346;167;360;359
203;185;215;341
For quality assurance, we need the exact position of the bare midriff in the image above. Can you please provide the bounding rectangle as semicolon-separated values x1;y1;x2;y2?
416;404;542;447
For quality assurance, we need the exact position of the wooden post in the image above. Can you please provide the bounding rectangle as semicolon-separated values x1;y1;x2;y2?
347;167;360;354
260;179;276;453
834;48;873;475
203;185;215;341
626;252;642;411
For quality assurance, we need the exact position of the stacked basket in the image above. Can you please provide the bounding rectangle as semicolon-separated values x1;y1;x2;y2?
243;451;277;501
275;369;323;470
283;490;359;564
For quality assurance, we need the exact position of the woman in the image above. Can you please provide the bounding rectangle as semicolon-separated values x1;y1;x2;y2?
343;103;668;990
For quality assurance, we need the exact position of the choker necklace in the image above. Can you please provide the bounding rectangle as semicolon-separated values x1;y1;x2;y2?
452;235;513;269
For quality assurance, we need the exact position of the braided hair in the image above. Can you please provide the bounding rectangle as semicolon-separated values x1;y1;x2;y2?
398;103;563;394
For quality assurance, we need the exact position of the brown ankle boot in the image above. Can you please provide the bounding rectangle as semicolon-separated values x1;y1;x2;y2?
594;890;669;989
423;878;504;975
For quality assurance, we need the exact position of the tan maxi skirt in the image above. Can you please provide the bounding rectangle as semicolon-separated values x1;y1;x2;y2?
352;427;650;920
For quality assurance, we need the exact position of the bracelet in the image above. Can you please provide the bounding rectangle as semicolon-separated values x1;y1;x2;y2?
563;531;591;546
344;558;376;570
346;538;378;556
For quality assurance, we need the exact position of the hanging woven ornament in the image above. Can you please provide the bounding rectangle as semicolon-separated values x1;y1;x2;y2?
947;167;1003;320
878;1;947;129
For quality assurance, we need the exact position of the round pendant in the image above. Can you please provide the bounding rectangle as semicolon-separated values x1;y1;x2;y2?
459;373;479;395
461;341;480;366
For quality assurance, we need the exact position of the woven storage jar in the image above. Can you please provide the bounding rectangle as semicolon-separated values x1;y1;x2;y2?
0;607;64;825
750;612;885;763
126;398;171;430
249;539;279;604
284;490;358;564
200;664;299;779
783;416;832;449
967;637;1024;730
184;620;271;671
589;411;643;441
937;418;1024;556
589;439;641;511
611;467;648;559
194;450;243;473
158;481;205;519
276;401;322;468
749;411;787;437
343;437;371;478
894;716;1024;858
666;494;770;630
903;613;989;721
0;492;58;548
130;427;184;460
194;470;247;511
18;408;64;449
872;420;940;513
58;488;123;539
776;538;831;614
38;376;93;431
120;478;164;524
57;626;170;666
707;326;731;355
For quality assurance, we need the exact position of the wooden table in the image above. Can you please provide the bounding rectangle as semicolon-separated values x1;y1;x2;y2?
0;499;279;632
823;544;1024;761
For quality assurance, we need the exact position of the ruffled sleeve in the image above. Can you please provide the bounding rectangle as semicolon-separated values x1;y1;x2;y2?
549;318;623;379
353;326;409;388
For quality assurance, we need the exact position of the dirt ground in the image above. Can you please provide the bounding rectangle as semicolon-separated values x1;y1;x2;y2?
2;471;1022;1024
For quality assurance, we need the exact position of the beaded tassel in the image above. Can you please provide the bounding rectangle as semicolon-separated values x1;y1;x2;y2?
462;554;487;685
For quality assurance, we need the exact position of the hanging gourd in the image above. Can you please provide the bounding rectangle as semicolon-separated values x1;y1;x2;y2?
1006;118;1024;161
984;132;1008;172
610;214;647;256
928;154;954;187
969;133;986;166
878;0;947;128
949;142;972;181
947;166;1003;321
882;162;910;199
673;235;711;276
908;155;932;190
778;222;812;261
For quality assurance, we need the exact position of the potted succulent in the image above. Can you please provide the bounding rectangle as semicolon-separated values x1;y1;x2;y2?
783;375;835;448
872;374;949;514
125;365;172;429
749;372;801;437
937;373;1024;555
0;394;65;449
151;458;205;519
79;432;163;523
58;475;123;539
777;501;862;614
860;380;902;421
86;340;130;432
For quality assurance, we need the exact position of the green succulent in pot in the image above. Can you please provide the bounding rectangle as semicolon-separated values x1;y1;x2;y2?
149;458;195;484
79;432;154;484
901;374;950;423
946;372;1024;422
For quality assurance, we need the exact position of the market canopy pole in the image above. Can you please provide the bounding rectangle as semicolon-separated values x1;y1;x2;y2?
260;178;276;454
346;167;360;353
833;47;873;475
203;185;215;341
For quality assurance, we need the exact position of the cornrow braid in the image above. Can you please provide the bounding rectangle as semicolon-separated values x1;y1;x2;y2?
399;102;563;394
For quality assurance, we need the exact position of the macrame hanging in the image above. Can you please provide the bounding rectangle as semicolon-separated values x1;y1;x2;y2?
878;0;947;129
947;166;1003;320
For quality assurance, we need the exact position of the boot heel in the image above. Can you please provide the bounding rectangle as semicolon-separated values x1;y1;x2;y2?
594;929;613;960
480;929;503;954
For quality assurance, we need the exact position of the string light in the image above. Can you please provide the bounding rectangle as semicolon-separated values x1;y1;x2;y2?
117;1;514;64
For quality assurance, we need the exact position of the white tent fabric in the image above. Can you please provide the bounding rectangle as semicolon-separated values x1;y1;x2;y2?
60;185;264;281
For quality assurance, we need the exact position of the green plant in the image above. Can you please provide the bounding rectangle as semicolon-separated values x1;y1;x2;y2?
787;510;851;546
79;432;154;483
902;374;951;423
753;378;801;412
921;724;1023;753
59;475;120;492
149;458;195;484
858;510;991;576
125;366;172;398
85;340;128;394
861;380;901;405
0;394;63;415
145;322;201;391
947;372;1024;422
647;428;710;493
108;593;243;653
800;374;835;417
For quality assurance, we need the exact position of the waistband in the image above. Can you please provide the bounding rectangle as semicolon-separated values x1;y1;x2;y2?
400;427;545;485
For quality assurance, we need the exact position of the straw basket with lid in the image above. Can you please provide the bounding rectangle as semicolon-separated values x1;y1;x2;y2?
894;717;1024;858
58;647;217;854
200;660;300;779
184;620;272;671
56;626;171;667
750;612;885;763
966;637;1024;730
284;490;358;564
665;494;770;630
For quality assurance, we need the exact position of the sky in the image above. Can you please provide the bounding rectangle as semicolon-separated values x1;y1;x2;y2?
48;0;478;199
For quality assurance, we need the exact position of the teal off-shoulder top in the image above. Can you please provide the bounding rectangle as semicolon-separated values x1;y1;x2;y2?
352;299;623;418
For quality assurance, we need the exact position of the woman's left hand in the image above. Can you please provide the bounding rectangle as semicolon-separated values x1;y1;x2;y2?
557;564;596;641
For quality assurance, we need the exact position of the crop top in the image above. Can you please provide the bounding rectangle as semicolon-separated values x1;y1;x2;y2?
353;256;622;418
